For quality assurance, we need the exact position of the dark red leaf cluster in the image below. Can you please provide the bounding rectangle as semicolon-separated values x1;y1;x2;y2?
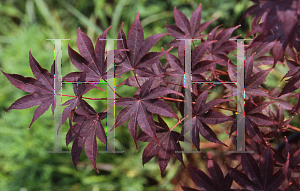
2;1;300;190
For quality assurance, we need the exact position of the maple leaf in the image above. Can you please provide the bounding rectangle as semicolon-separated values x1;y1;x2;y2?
278;51;300;97
245;42;276;73
272;137;300;181
225;53;272;100
1;51;56;129
58;72;105;133
202;25;240;67
261;105;293;138
117;61;165;87
165;4;217;47
266;86;293;111
112;78;183;149
137;115;185;177
164;40;219;107
66;108;108;173
275;51;300;114
165;40;219;82
229;146;290;191
63;26;123;82
230;99;278;145
182;153;234;191
243;0;300;65
115;13;170;76
117;61;168;98
180;90;234;151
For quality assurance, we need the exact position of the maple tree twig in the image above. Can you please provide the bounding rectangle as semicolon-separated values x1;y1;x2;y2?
133;71;142;89
287;125;300;132
214;106;237;112
192;41;196;49
102;79;123;98
282;176;300;190
164;81;186;88
215;69;228;75
160;97;237;112
171;114;189;131
160;96;191;103
104;104;114;113
59;94;114;100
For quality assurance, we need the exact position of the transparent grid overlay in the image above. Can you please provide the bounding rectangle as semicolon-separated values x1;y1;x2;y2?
46;38;254;154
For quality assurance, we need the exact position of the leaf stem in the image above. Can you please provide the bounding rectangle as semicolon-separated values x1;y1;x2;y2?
58;94;114;100
192;41;196;49
170;115;189;131
287;124;300;132
282;176;300;190
133;71;142;89
103;79;122;98
104;104;114;112
59;94;76;98
215;69;228;75
164;81;186;88
160;97;237;112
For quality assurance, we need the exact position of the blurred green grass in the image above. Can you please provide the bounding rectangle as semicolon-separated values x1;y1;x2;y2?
0;0;254;190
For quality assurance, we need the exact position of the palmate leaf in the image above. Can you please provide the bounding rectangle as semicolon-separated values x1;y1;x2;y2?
1;51;56;129
117;61;166;88
229;146;290;191
58;72;105;133
164;40;219;98
283;52;300;114
137;115;185;177
166;4;217;47
278;51;300;106
182;153;234;191
66;108;108;173
230;99;278;145
202;25;240;67
111;78;183;150
115;13;170;77
180;90;234;151
243;0;300;65
166;40;218;79
272;137;300;181
245;42;276;73
63;26;125;82
261;104;293;138
266;86;293;112
225;53;272;100
164;39;218;111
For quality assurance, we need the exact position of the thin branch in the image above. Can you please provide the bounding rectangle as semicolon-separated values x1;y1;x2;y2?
104;104;114;112
164;81;186;88
283;177;300;190
59;94;114;100
160;97;237;112
59;94;76;98
133;71;142;89
171;115;189;131
192;41;196;49
103;79;122;98
215;69;228;75
287;125;300;132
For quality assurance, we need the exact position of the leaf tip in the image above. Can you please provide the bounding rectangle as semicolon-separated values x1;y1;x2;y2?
136;12;140;20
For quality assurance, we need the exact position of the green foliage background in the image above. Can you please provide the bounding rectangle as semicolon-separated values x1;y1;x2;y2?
0;0;253;190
